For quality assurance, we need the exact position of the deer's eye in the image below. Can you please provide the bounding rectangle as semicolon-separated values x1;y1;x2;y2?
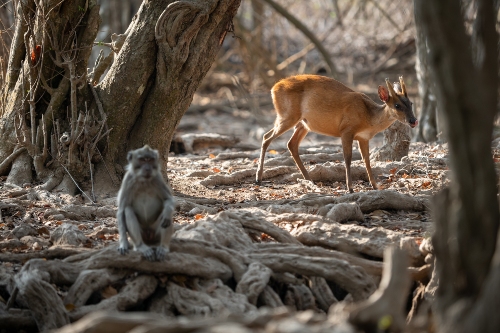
395;104;401;110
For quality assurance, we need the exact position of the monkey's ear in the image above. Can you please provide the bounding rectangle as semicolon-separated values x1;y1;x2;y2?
127;151;133;162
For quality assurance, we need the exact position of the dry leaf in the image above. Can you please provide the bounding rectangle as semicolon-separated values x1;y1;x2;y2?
402;173;410;179
421;181;432;188
194;214;204;220
209;153;216;159
37;226;50;235
261;233;272;241
212;167;221;173
172;275;188;285
65;303;75;312
269;149;278;155
227;166;234;174
101;286;118;299
370;210;386;217
389;167;397;175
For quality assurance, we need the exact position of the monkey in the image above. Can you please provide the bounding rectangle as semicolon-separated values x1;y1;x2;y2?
117;145;175;261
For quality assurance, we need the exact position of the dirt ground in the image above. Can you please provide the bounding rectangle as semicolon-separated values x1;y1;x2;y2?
3;89;500;333
0;93;454;256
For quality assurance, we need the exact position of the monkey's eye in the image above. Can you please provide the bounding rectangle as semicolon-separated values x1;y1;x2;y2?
395;104;401;110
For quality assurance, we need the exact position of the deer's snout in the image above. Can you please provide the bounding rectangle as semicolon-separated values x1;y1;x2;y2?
409;117;418;128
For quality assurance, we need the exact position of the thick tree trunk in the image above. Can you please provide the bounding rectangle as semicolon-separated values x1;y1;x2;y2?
415;0;499;332
414;18;439;143
0;0;241;194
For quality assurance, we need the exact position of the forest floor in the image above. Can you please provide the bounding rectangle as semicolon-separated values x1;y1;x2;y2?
0;91;451;256
1;90;499;333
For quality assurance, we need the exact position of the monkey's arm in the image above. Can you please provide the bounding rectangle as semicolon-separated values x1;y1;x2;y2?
117;179;131;255
158;184;175;228
117;208;129;254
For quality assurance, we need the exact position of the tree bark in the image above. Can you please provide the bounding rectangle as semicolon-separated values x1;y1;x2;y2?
370;121;410;162
0;0;241;193
414;12;439;143
415;0;499;332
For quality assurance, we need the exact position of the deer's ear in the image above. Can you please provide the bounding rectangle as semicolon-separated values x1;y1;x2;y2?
378;86;390;103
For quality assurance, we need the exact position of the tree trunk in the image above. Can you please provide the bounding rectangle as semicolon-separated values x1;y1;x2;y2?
0;0;14;81
370;121;410;162
0;0;241;194
414;14;440;143
414;0;500;332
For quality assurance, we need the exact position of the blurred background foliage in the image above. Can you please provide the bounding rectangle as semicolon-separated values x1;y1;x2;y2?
0;0;496;140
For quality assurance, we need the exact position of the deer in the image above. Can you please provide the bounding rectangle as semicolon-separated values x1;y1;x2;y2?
255;75;417;193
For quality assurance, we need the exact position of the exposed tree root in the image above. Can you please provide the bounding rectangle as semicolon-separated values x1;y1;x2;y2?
263;151;362;167
45;234;416;333
347;246;411;331
0;147;26;176
0;246;91;263
175;133;240;153
198;160;416;185
1;192;429;332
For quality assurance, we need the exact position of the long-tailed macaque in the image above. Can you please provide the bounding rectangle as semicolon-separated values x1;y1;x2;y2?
117;145;175;261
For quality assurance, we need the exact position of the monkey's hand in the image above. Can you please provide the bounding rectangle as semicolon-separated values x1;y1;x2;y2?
118;245;129;255
137;245;156;261
118;234;129;255
156;246;170;261
159;202;174;228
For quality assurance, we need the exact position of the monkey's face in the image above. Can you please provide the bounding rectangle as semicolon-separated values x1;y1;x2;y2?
128;146;160;181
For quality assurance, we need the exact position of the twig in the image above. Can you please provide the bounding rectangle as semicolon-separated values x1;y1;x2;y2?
366;0;403;33
95;147;118;186
258;0;340;78
331;0;343;26
88;151;95;202
59;162;95;204
6;286;19;310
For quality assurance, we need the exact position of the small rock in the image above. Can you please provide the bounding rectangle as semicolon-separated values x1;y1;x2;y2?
419;237;433;255
51;223;88;246
325;203;364;223
11;224;38;239
400;236;423;265
20;236;50;248
425;253;434;265
32;242;43;251
188;207;204;216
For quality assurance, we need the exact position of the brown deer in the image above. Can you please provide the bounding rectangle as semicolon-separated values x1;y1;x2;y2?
256;75;417;193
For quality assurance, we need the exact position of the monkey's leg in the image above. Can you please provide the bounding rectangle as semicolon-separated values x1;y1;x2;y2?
117;209;130;255
124;207;156;261
156;223;174;261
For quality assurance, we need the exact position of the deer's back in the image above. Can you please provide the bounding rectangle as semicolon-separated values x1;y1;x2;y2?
271;75;373;137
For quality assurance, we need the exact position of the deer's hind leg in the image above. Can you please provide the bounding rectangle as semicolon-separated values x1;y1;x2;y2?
256;116;300;183
287;122;310;180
